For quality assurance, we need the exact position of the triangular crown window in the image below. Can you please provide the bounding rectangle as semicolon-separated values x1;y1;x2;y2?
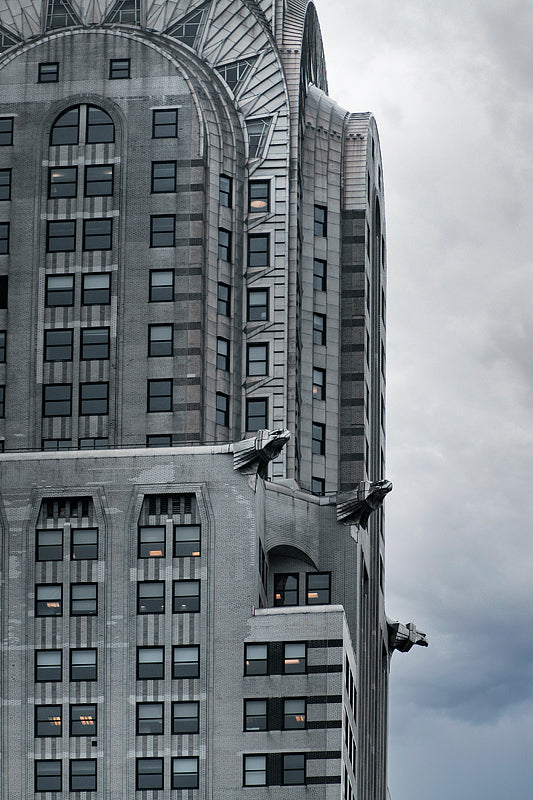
104;0;140;25
216;58;256;92
45;0;81;29
166;3;209;48
0;26;20;52
246;117;271;159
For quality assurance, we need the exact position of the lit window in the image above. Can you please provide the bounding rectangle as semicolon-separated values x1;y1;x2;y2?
217;282;230;314
70;583;97;615
218;228;231;261
274;573;298;606
35;760;62;792
243;755;266;786
82;273;111;304
173;579;200;612
109;58;130;79
0;169;11;200
35;584;62;616
85;164;113;196
283;753;305;785
247;343;268;376
71;528;98;560
148;324;173;356
151;161;176;193
312;367;325;400
0;117;14;146
36;529;63;561
312;422;325;455
137;581;165;614
152;108;178;138
70;759;96;791
137;758;164;790
283;698;306;730
244;699;267;731
249;180;269;212
172;757;199;789
81;328;109;359
137;646;164;680
283;642;306;674
172;645;199;678
83;218;112;250
0;221;8;253
70;648;97;681
247;288;269;321
70;704;96;736
216;337;230;370
219;175;232;207
246;398;267;431
149;269;174;301
136;702;163;735
47;220;75;252
313;313;326;345
173;524;200;557
248;233;269;267
313;258;327;291
35;649;62;682
172;701;199;733
79;382;108;415
306;572;331;604
44;329;73;361
314;204;327;236
147;379;172;412
49;166;77;197
244;643;267;676
86;105;114;144
46;275;74;306
39;62;59;83
216;392;229;426
138;525;166;558
50;106;79;145
35;705;62;736
150;215;175;247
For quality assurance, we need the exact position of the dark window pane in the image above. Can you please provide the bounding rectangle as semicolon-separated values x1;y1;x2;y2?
284;698;306;729
148;324;173;356
138;525;165;558
283;753;305;784
246;398;267;431
70;759;96;791
35;650;62;682
172;645;199;678
137;758;163;790
85;164;113;196
46;275;74;306
147;379;172;412
70;704;96;736
137;581;165;614
79;437;108;450
0;222;8;253
36;584;62;616
147;435;172;447
244;699;267;731
0;118;14;146
137;647;164;679
136;702;163;735
0;169;11;200
47;220;75;252
36;529;63;561
35;760;62;791
248;234;269;267
313;258;326;291
82;273;110;304
244;643;267;676
217;282;230;314
0;331;4;362
152;109;178;138
81;328;109;359
249;180;269;212
312;422;325;455
79;382;108;415
70;583;97;615
246;117;270;158
172;757;198;789
247;344;268;376
43;384;72;416
109;58;130;79
70;648;97;681
39;62;59;82
83;218;112;250
173;579;200;613
86;105;114;143
35;705;62;736
150;215;175;247
50;107;79;145
284;642;306;674
314;204;327;236
217;337;230;370
71;528;98;560
243;754;266;786
173;525;200;557
274;573;298;606
219;175;232;206
172;701;199;733
44;329;72;361
312;367;325;400
215;392;229;426
313;313;326;345
218;228;231;261
49;166;77;197
149;270;174;301
247;289;269;321
151;161;176;192
307;572;331;604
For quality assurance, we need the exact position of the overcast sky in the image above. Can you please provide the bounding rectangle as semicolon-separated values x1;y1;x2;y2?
316;1;533;797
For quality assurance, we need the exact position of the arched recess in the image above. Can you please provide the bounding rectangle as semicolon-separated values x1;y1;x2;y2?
267;543;318;569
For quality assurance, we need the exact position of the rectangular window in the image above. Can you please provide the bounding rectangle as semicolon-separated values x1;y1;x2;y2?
284;642;306;674
248;233;269;267
218;228;231;261
70;583;97;616
147;434;172;447
172;757;199;789
79;382;108;415
82;273;111;304
283;753;306;785
247;343;268;376
173;579;200;613
0;117;14;146
313;258;326;291
274;573;298;606
150;214;175;247
70;759;96;791
243;755;266;786
148;324;173;356
0;221;9;254
39;62;59;82
244;699;267;731
83;218;112;250
71;527;98;560
109;58;130;79
173;524;200;557
85;164;113;196
0;169;11;200
217;282;230;315
44;329;73;361
219;175;232;207
244;643;267;676
172;701;199;734
137;758;164;790
42;438;71;451
70;703;97;736
246;398;267;431
306;572;331;604
249;180;269;212
35;649;62;682
313;313;326;345
0;385;4;417
147;379;172;412
216;392;229;426
247;288;269;321
136;702;163;735
70;648;97;681
36;529;63;561
35;760;62;792
137;581;165;614
86;106;114;144
47;220;75;252
312;367;325;400
312;422;325;455
138;525;166;558
283;698;306;730
137;646;164;680
172;645;199;678
149;269;174;301
35;705;62;736
46;274;74;306
49;166;77;198
216;337;230;370
152;108;178;138
81;327;109;359
0;275;7;308
36;584;62;616
151;161;176;193
311;476;325;495
314;204;327;236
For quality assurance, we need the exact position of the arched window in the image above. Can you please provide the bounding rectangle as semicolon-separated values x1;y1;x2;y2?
50;105;115;146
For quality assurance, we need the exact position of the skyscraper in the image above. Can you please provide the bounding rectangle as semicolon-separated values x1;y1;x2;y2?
0;1;425;798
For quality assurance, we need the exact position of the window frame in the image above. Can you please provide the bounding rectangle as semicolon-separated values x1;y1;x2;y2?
283;697;307;730
274;573;298;606
148;324;173;357
243;754;267;787
247;343;269;377
138;525;166;558
83;217;112;251
150;214;175;247
79;382;109;415
46;219;75;252
136;701;164;735
84;164;113;197
35;583;63;616
151;160;177;193
244;698;267;731
70;648;97;681
244;643;267;676
215;392;229;426
172;579;200;613
0;169;11;200
35;649;62;682
70;703;97;736
50;106;79;146
312;367;326;400
36;528;63;561
69;759;97;791
35;704;62;737
172;644;200;679
35;760;62;792
282;753;306;785
217;282;230;315
249;180;270;213
245;397;268;432
219;174;232;207
86;105;115;144
149;269;174;302
312;422;326;455
70;582;98;616
71;527;98;560
0;117;14;146
82;272;111;305
44;328;73;362
152;108;178;138
80;327;110;360
216;337;230;370
45;274;74;306
137;646;165;680
109;58;130;79
314;204;327;237
306;572;331;605
247;233;269;268
173;524;201;558
218;228;231;261
171;756;199;790
313;258;327;291
136;757;164;790
283;642;307;674
313;313;326;346
48;165;77;198
137;580;165;614
147;379;173;412
172;701;199;734
247;288;269;322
